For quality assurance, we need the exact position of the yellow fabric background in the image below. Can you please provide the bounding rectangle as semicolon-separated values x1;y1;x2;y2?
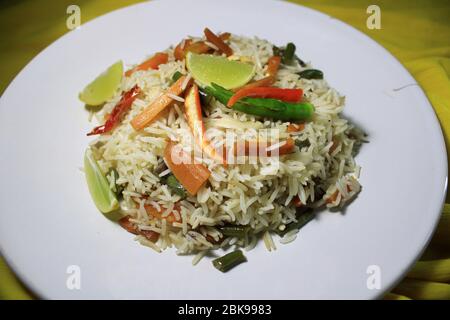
0;0;449;300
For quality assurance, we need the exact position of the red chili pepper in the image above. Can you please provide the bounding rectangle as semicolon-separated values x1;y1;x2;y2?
227;87;303;108
87;85;140;136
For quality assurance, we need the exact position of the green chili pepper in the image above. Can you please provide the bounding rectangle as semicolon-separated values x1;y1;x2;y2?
283;42;296;65
172;71;183;82
274;44;306;67
204;83;314;121
276;210;315;236
109;168;124;197
219;225;250;238
212;250;247;272
295;139;310;149
165;174;186;198
298;69;324;80
295;56;307;67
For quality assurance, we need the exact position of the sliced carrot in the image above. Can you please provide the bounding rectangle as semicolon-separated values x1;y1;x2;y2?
326;190;339;204
187;41;211;54
326;185;352;204
125;52;169;77
287;123;305;133
144;204;181;224
119;215;139;234
164;140;211;196
174;39;193;61
118;215;160;242
267;55;281;77
184;84;224;164
131;75;188;130
219;32;231;41
232;76;275;92
139;230;160;242
231;56;280;92
278;138;295;155
174;33;230;61
204;27;233;56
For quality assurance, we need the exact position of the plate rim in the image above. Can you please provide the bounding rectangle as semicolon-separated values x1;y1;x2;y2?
0;0;447;300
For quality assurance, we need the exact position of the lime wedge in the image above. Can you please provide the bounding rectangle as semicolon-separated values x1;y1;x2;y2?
186;52;255;89
79;61;123;106
84;149;119;215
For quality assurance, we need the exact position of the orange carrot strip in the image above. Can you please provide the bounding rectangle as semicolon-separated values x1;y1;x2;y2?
326;185;352;204
232;76;275;92
267;56;281;77
287;123;305;133
125;52;169;77
164;140;211;196
184;84;224;164
144;204;181;224
131;75;188;130
220;32;231;41
118;215;160;242
278;138;295;155
174;33;231;61
174;39;192;61
139;230;160;242
326;191;339;204
204;27;233;56
119;215;139;234
185;41;211;55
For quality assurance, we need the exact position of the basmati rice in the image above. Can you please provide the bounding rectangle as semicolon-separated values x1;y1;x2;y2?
86;33;365;261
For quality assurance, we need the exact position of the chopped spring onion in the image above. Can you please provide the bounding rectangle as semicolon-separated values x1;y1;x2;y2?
109;168;123;197
172;71;183;82
165;174;186;198
219;225;250;238
212;250;247;272
283;42;296;65
298;69;324;80
277;210;315;236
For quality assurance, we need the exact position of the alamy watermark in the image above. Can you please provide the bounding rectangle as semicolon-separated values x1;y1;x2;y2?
168;125;288;167
66;5;81;30
366;265;381;290
66;265;81;290
366;5;381;30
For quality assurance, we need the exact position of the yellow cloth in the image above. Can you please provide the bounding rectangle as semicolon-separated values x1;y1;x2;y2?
0;0;449;300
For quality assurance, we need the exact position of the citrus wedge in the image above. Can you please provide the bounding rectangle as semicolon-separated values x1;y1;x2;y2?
186;52;255;89
79;60;123;106
84;149;119;215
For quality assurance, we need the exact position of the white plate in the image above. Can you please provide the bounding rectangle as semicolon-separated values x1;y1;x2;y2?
0;0;447;299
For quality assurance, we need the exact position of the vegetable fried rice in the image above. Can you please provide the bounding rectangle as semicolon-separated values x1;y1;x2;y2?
82;28;366;271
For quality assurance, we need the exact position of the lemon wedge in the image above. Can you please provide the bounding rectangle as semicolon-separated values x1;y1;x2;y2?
186;52;255;89
84;149;119;215
79;61;123;106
